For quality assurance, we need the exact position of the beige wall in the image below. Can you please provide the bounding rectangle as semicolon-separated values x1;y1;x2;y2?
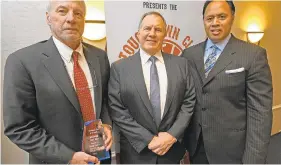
232;1;281;135
83;37;106;51
272;106;281;135
83;0;106;51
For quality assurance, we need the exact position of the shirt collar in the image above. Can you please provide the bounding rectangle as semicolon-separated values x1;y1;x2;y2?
52;36;83;62
140;48;164;65
205;34;231;52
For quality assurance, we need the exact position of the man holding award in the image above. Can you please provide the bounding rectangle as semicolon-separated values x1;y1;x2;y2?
108;11;196;164
3;0;112;164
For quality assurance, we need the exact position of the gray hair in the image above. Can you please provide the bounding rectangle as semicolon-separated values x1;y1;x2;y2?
46;0;86;13
138;11;167;30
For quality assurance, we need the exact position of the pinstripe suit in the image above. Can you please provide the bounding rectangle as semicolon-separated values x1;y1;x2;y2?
182;35;273;163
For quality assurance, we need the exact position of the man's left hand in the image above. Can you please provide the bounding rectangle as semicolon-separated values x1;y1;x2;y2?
148;132;177;156
103;124;113;151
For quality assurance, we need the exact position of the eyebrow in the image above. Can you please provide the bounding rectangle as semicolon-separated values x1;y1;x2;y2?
205;13;228;17
55;5;68;10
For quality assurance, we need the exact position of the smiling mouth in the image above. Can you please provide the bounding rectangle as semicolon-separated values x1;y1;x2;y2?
147;40;157;43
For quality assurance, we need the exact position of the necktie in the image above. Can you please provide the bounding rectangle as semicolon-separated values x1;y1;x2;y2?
204;45;219;77
149;56;161;127
73;51;96;122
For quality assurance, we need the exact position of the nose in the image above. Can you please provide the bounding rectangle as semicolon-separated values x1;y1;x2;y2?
148;28;156;37
66;11;76;23
211;17;220;26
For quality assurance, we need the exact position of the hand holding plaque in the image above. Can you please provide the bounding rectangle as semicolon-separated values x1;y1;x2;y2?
82;119;110;161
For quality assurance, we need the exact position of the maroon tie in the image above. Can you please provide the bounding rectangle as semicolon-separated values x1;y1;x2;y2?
72;51;96;122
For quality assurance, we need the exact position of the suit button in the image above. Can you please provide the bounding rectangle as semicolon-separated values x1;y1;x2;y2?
202;89;206;94
202;108;207;111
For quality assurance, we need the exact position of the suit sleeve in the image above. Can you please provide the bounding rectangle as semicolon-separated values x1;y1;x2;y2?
242;48;273;163
167;59;196;139
108;63;154;153
100;52;112;126
3;54;75;163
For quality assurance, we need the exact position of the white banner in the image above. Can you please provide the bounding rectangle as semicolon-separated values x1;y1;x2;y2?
105;1;206;63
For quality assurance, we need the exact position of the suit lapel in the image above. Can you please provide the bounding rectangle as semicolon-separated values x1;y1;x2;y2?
129;52;155;119
162;53;177;118
204;36;237;86
42;37;80;113
83;45;102;119
193;42;206;84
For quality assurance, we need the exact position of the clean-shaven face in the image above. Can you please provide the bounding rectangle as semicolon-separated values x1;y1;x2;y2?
137;14;166;55
203;1;234;43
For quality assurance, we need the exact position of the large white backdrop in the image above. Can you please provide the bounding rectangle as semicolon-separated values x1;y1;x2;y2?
105;1;206;63
104;1;206;155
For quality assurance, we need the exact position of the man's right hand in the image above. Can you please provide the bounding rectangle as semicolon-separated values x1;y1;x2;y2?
148;132;177;156
69;152;100;164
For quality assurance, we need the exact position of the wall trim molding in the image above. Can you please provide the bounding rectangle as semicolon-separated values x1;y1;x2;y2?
273;104;281;111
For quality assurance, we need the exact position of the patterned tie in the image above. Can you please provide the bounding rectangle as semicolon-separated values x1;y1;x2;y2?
149;56;161;127
204;45;219;77
73;51;96;122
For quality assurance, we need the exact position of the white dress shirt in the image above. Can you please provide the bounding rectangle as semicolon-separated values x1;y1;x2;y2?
53;36;96;113
140;48;167;119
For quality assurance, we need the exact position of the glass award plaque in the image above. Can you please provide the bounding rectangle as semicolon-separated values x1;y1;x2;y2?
82;119;110;161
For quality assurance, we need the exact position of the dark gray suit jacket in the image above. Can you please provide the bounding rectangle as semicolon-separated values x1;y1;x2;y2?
182;35;273;164
108;52;196;164
3;37;112;164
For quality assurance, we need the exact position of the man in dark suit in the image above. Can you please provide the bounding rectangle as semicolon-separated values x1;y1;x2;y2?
108;11;196;164
182;0;273;164
3;0;112;164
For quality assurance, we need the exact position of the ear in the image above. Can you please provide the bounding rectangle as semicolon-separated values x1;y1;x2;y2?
164;28;167;37
46;12;51;26
231;15;235;25
136;31;140;42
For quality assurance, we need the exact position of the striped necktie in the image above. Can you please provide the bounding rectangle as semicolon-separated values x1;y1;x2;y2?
204;45;219;78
